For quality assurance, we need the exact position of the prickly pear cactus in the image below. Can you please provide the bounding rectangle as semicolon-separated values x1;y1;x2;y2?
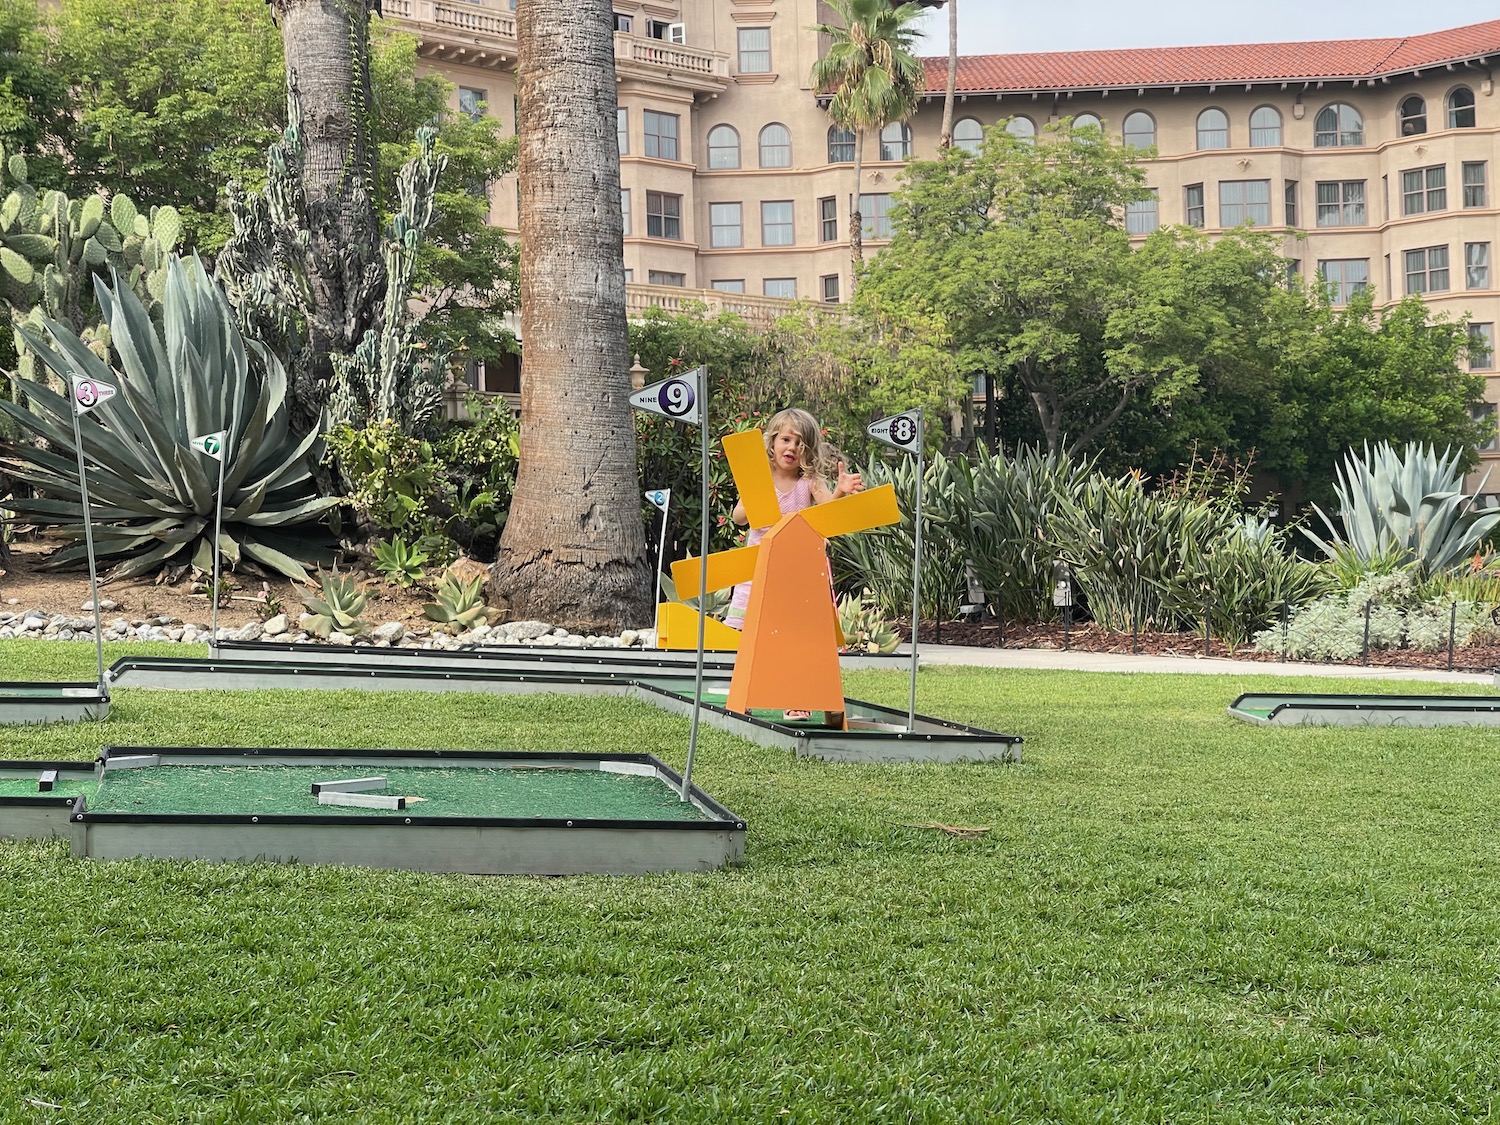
0;142;180;390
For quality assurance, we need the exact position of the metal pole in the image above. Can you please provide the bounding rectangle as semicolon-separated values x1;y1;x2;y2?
681;372;708;801
70;407;106;699
652;493;670;638
907;415;924;731
210;439;226;646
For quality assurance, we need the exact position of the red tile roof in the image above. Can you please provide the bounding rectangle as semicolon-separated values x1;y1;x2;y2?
921;19;1500;94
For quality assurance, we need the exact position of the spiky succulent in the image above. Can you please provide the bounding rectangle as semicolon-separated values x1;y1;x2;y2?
423;572;491;630
300;568;370;638
1305;442;1500;580
0;254;339;581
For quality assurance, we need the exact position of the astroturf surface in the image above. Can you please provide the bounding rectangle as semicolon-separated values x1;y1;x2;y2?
3;639;1500;1122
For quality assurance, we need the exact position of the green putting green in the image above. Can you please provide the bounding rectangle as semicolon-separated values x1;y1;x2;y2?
89;764;709;822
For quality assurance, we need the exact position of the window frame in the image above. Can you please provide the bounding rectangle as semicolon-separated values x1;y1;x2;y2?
1284;180;1298;227
736;26;771;73
647;269;686;287
1314;103;1364;147
706;124;739;169
953;117;984;153
458;86;488;122
1219;179;1271;227
1399;95;1427;136
1125;190;1158;235
1463;161;1488;208
616;107;628;155
710;279;746;294
709;201;743;248
820;274;841;303
1315;180;1366;227
1469;323;1495;373
1122;111;1155;150
763;277;797;299
1249;105;1282;147
760;199;794;247
1317;258;1370;304
1401;165;1447;216
818;196;837;243
620;188;630;237
827;124;855;163
878;121;912;161
643;110;680;161
1005;116;1036;141
758;122;792;169
1403;244;1451;295
1196;107;1230;150
857;192;894;239
1448;86;1477;129
645;190;682;240
1466;242;1490;290
1185;183;1205;229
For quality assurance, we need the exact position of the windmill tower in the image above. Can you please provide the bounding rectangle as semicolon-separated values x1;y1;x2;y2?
669;428;900;723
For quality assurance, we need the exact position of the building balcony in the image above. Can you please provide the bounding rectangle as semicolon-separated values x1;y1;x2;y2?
384;0;727;92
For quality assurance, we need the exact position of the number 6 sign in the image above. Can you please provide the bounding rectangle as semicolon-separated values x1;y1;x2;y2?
630;366;704;426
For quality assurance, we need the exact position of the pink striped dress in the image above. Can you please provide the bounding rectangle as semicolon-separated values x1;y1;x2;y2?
723;476;816;629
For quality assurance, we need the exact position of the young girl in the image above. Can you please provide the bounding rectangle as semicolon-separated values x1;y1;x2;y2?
723;407;864;636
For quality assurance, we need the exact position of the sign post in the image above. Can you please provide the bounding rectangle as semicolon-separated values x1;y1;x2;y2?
191;431;228;644
631;367;708;799
644;488;671;636
68;375;117;699
868;408;924;731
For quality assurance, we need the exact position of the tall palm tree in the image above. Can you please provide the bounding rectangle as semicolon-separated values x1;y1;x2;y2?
938;0;958;149
811;0;926;286
264;0;384;432
490;0;652;631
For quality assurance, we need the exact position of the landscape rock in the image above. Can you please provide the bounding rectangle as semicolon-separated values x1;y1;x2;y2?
234;621;264;642
262;614;289;637
373;621;405;643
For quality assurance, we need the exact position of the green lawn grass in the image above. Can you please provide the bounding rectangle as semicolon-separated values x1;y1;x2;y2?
3;640;1500;1122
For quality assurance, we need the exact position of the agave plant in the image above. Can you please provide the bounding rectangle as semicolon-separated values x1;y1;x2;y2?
0;255;338;581
1304;442;1500;581
301;568;370;638
423;571;493;630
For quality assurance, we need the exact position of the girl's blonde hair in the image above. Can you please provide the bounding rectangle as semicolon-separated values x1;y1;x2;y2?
763;407;838;482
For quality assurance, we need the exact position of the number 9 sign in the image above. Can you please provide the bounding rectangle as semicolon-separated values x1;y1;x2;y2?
630;366;704;425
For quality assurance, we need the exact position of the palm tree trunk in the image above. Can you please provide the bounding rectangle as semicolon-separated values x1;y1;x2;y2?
268;0;384;433
491;0;652;632
939;0;957;148
849;129;866;287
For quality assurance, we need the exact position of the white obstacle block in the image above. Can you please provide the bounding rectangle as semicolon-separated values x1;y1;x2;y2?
317;791;406;811
310;776;388;795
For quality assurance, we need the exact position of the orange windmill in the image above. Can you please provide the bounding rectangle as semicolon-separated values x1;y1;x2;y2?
668;429;900;723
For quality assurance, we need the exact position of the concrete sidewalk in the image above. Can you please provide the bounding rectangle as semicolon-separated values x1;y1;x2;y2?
911;643;1496;685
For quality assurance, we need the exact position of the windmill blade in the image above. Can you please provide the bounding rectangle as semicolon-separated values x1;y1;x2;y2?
723;429;781;529
670;543;760;599
802;483;900;538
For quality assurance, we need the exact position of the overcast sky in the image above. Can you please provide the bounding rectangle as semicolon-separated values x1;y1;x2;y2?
915;0;1500;56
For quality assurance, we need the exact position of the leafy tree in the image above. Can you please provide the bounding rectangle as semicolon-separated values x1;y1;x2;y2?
491;0;651;631
1273;292;1490;508
0;0;74;189
810;0;925;278
859;119;1168;453
49;0;285;249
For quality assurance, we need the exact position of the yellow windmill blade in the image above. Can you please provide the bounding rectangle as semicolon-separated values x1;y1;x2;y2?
801;482;900;538
723;429;781;530
670;543;760;600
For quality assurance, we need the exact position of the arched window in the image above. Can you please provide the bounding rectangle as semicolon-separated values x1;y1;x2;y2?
758;122;791;168
953;117;983;153
1196;108;1229;149
1314;103;1363;147
1072;112;1101;130
1448;87;1476;129
827;125;855;164
1249;106;1282;147
879;121;912;161
707;125;739;169
1399;95;1427;136
1122;111;1155;149
1005;116;1036;142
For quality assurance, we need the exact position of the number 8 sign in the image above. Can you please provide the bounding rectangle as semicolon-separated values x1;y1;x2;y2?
868;408;922;453
630;366;704;426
